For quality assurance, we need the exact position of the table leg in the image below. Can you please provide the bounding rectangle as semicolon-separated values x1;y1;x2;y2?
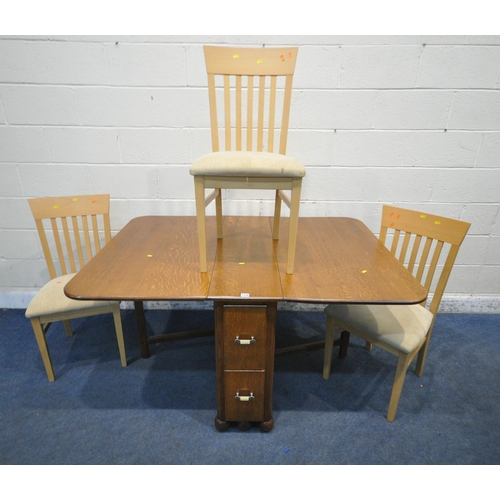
134;300;150;358
214;301;276;432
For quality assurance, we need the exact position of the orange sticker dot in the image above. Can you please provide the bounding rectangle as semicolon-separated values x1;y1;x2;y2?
92;200;97;203
389;212;394;217
280;54;285;61
390;222;395;227
288;52;293;58
396;215;401;220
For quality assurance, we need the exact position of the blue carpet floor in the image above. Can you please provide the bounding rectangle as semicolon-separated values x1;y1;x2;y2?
1;308;499;465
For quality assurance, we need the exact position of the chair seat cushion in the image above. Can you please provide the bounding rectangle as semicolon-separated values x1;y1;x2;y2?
25;274;119;319
189;151;306;178
324;303;434;354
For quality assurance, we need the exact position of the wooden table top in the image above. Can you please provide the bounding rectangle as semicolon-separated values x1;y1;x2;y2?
65;215;427;305
65;216;217;301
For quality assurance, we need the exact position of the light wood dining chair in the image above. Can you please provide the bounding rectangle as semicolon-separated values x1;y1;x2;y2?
25;194;127;381
190;45;306;274
323;205;470;421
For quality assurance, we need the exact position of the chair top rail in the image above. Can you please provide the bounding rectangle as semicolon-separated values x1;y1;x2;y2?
28;194;110;220
204;46;298;76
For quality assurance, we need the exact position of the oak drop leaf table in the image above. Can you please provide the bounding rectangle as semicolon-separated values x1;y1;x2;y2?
65;215;427;431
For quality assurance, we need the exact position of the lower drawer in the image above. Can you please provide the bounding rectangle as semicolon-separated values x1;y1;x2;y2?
224;371;265;422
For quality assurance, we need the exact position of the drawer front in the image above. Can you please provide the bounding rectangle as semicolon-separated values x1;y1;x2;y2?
224;371;265;422
222;305;267;370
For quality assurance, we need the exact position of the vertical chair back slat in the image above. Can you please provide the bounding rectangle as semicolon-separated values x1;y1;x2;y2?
104;213;111;243
428;245;461;316
379;225;388;246
279;75;293;155
424;240;444;292
399;231;412;263
235;75;242;150
390;229;401;257
207;73;219;152
407;234;422;274
51;218;68;276
268;76;277;152
224;75;231;150
257;75;266;151
81;216;92;262
35;219;57;280
61;217;77;274
91;214;101;253
416;237;433;283
246;75;254;150
72;216;85;269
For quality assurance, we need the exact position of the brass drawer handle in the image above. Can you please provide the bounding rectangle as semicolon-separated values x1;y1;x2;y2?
234;336;256;345
235;392;254;402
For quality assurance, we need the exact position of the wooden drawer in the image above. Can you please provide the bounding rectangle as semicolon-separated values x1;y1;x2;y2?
224;371;265;422
215;301;276;430
222;305;267;370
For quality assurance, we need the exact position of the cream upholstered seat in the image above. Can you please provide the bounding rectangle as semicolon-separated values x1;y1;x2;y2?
190;46;306;274
25;194;127;381
191;151;305;178
323;205;470;422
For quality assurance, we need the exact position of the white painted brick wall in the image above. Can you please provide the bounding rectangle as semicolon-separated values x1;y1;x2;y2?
1;35;499;310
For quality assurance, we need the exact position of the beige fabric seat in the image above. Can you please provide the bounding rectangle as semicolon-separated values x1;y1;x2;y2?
26;274;118;318
323;205;470;422
324;303;434;355
191;151;305;178
190;46;305;275
26;194;127;382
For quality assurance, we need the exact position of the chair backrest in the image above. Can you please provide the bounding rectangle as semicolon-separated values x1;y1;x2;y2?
380;205;470;316
28;194;112;280
203;45;298;155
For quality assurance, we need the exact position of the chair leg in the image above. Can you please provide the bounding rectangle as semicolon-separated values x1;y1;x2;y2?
112;305;127;367
286;179;302;275
415;332;433;377
386;352;411;422
194;176;208;273
272;190;282;240
30;317;55;382
323;315;336;380
215;188;223;239
63;320;73;337
365;341;373;351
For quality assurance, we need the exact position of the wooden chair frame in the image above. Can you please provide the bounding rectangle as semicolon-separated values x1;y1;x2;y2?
27;194;126;381
323;205;470;421
193;46;303;274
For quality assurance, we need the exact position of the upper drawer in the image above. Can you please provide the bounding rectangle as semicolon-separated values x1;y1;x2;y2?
221;305;268;370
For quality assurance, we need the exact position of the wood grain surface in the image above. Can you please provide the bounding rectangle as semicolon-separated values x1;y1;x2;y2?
65;215;427;305
65;216;216;301
208;216;282;300
275;217;428;304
